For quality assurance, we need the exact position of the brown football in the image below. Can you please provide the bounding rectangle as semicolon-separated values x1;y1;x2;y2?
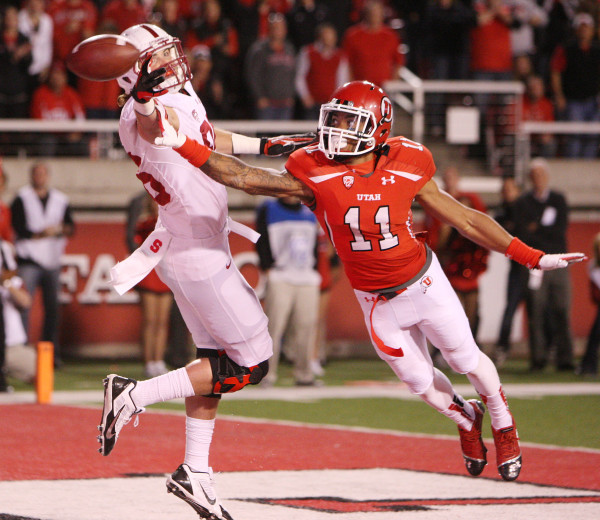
66;34;140;81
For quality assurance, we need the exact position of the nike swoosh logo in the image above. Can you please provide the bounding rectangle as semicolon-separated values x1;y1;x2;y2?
199;482;216;505
105;407;123;440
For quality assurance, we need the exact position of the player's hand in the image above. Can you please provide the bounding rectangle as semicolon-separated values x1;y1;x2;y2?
154;116;186;148
537;252;587;270
260;132;317;156
131;55;168;103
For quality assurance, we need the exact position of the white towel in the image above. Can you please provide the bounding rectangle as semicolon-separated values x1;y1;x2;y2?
110;227;171;295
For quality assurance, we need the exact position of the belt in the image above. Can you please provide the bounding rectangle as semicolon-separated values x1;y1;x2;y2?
372;245;433;300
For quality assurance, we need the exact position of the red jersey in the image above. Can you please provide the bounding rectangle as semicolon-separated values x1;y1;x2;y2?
469;6;512;73
30;84;86;120
522;96;554;123
286;136;435;292
305;45;346;104
48;0;98;62
342;24;404;86
0;203;12;242
101;0;148;33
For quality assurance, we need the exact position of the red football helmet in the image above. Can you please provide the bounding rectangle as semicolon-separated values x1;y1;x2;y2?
318;81;393;159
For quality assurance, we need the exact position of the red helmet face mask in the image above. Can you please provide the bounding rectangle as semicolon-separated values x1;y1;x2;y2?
318;81;393;159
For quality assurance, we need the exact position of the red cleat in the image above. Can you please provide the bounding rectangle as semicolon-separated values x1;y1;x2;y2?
457;399;487;476
492;415;522;481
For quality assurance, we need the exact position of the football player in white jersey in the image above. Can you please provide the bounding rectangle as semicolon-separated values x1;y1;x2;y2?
97;24;315;520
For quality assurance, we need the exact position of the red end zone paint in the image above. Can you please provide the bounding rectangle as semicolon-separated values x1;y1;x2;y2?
2;404;599;491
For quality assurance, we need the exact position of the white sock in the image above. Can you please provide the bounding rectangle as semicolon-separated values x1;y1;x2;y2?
483;388;513;430
131;367;195;408
466;352;502;396
184;416;215;473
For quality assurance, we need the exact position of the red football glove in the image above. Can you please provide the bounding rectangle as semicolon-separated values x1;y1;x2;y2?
259;132;317;156
131;55;168;103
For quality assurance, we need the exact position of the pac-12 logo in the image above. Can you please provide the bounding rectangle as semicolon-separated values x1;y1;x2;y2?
343;175;354;189
420;275;433;293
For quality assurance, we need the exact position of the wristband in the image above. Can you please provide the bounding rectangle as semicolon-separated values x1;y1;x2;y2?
231;133;261;154
176;137;212;167
505;237;544;269
133;98;155;116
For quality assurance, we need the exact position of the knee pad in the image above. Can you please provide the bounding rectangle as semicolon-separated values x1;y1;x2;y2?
208;351;269;394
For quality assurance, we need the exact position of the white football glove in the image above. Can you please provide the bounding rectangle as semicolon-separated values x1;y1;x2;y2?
154;115;186;148
537;252;587;270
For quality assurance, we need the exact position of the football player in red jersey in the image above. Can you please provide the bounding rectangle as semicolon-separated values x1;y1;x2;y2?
153;80;586;482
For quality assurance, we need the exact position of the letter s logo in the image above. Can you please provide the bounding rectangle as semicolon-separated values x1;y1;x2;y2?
150;239;162;253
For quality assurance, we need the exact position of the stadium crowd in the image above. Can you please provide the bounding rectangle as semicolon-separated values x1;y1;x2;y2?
0;0;600;157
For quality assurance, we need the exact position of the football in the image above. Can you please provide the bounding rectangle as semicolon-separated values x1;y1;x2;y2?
66;34;140;81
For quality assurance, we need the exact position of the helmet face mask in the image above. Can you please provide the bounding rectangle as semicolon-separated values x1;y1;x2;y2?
319;104;377;157
318;81;393;160
118;24;191;95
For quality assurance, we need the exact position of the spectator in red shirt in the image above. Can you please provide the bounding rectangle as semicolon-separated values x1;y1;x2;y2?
342;0;404;86
470;0;514;80
295;22;350;119
469;0;514;141
522;74;556;157
101;0;147;34
47;0;97;67
30;62;86;155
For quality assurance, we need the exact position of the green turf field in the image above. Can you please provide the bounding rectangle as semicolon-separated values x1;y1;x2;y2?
7;357;600;450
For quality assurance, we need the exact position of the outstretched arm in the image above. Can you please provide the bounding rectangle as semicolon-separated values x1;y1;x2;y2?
416;178;586;270
192;147;314;200
155;117;315;202
417;179;512;252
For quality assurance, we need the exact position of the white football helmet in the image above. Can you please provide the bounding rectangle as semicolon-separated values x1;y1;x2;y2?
117;24;191;95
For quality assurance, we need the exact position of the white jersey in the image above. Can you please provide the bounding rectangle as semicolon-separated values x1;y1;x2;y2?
119;84;228;240
115;85;272;366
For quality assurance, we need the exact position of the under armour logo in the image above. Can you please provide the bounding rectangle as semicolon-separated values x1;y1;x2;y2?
364;296;377;303
381;176;395;185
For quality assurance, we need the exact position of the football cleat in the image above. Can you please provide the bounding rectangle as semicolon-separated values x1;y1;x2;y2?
166;464;233;520
492;415;522;481
97;374;145;456
457;400;488;476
